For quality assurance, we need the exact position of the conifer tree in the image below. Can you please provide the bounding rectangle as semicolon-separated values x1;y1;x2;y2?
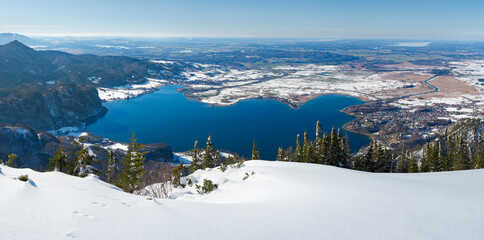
341;137;351;168
294;134;302;162
407;153;419;173
363;141;374;171
251;139;261;160
190;140;203;173
202;135;220;168
118;133;147;193
396;152;408;173
49;140;69;172
276;147;285;161
475;136;484;168
72;138;98;177
322;134;330;164
302;131;312;163
314;121;323;163
5;153;17;167
443;135;453;170
328;127;339;166
420;145;431;172
373;142;389;172
454;137;471;170
286;146;294;162
438;139;450;171
105;149;117;183
427;142;440;172
172;162;186;187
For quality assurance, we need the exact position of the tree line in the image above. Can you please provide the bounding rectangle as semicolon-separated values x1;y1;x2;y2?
48;134;147;193
276;121;351;167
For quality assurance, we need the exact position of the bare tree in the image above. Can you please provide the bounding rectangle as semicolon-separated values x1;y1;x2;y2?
137;162;174;199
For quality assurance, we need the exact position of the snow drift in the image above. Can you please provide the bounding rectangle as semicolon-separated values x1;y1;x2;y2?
1;161;483;240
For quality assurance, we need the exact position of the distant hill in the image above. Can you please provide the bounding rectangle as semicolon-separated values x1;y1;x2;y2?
0;40;65;87
0;40;171;88
40;50;148;87
0;33;37;45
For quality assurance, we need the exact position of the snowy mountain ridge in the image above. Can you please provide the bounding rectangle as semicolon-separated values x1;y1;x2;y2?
1;160;483;239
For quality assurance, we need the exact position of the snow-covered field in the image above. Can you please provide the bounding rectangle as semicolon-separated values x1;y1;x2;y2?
97;78;169;101
1;161;483;240
451;60;484;93
184;64;408;106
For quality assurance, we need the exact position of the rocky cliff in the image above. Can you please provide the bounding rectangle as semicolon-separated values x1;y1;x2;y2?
0;124;174;170
0;83;107;131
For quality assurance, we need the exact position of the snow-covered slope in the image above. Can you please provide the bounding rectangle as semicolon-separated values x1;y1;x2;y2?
1;161;483;240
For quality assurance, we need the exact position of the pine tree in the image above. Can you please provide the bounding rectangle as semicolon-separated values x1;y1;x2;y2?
340;137;351;168
202;135;220;168
475;136;484;168
251;139;261;160
294;134;302;162
49;140;69;172
302;131;312;163
118;133;147;193
396;152;408;173
443;135;455;171
363;141;374;171
5;153;17;167
407;153;419;173
276;147;285;161
286;146;294;162
105;149;117;183
427;142;440;172
328;127;339;166
322;134;330;164
373;142;387;172
172;162;186;187
454;137;471;170
72;138;98;177
420;144;431;172
190;140;203;173
314;121;323;163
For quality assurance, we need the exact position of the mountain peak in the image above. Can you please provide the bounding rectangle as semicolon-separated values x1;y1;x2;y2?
7;39;25;46
0;40;36;57
0;33;35;45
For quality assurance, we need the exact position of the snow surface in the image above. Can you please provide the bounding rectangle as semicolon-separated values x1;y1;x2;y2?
185;64;406;106
97;78;169;101
1;161;483;240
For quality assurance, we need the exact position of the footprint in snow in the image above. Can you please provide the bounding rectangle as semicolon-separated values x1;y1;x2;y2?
65;232;77;238
91;201;109;208
72;211;93;219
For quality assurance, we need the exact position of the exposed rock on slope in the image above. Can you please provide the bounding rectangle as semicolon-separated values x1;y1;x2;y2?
0;124;59;169
0;124;174;170
0;83;107;130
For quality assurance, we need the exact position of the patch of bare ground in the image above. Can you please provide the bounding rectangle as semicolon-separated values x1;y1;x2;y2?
423;76;479;98
385;72;432;83
370;72;434;99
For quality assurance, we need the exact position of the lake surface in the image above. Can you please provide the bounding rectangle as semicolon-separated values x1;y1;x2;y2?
88;85;370;160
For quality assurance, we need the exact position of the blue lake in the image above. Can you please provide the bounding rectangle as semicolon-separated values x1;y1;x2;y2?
88;85;370;159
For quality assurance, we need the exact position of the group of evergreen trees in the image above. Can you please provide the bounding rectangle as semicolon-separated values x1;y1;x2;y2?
48;138;99;177
274;120;484;173
190;136;223;173
354;141;392;172
48;134;147;193
276;121;351;167
401;134;484;173
189;135;245;174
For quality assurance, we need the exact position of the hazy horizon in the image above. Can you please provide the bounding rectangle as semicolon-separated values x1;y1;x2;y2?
1;0;483;40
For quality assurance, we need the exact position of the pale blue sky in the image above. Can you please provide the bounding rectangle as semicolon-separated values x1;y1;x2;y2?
1;0;483;39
